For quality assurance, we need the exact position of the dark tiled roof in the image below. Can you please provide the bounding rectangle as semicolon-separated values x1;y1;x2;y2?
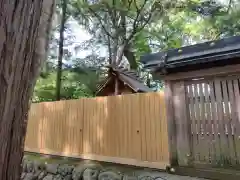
96;66;152;94
141;35;240;73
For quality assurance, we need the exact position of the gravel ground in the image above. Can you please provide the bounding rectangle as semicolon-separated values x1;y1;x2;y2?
132;171;209;180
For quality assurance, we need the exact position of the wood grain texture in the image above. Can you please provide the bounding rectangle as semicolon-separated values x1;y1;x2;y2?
178;75;240;169
172;81;191;166
25;93;170;169
0;0;55;179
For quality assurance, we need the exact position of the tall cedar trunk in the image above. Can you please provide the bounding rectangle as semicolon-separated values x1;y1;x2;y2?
123;47;137;69
0;1;55;179
118;1;137;69
56;0;67;100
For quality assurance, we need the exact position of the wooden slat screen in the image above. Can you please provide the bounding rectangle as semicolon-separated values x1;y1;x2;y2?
185;76;240;167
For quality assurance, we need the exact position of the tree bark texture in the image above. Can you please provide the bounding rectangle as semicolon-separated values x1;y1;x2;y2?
0;1;55;179
56;0;67;100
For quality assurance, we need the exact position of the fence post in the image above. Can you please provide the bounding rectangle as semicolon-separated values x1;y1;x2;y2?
165;81;178;166
172;81;192;166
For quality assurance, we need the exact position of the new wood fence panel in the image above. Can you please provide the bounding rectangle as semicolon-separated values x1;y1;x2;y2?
156;92;169;162
25;103;43;151
65;99;84;156
130;95;141;160
25;92;169;169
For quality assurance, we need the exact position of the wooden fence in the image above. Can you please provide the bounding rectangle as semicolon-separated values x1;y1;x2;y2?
166;74;240;170
25;92;169;169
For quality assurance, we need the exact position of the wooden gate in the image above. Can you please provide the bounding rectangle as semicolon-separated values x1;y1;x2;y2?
172;74;240;169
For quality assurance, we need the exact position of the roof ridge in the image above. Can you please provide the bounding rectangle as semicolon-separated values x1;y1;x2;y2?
115;67;144;83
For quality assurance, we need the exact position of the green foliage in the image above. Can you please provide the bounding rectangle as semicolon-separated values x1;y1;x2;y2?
33;68;102;102
34;0;240;102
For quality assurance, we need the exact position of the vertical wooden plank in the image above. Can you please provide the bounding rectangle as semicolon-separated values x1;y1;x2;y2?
145;94;152;161
87;98;92;154
60;101;65;153
98;97;103;155
162;91;170;163
126;95;131;158
204;81;214;164
115;96;121;157
139;93;147;161
68;100;73;154
55;102;59;151
165;81;178;166
117;95;123;157
193;83;201;162
214;78;228;165
130;94;141;160
93;98;97;154
199;82;208;162
65;100;71;154
173;81;192;166
59;101;63;152
63;101;68;154
222;80;235;165
115;95;122;158
121;95;128;158
40;103;44;151
89;99;93;154
76;99;84;155
144;94;149;161
112;96;118;157
113;96;119;157
148;93;156;161
106;96;112;156
108;96;113;157
233;79;240;164
188;83;198;164
94;98;98;154
159;91;169;163
41;103;46;152
128;95;133;158
227;80;238;164
45;102;51;152
35;104;41;151
151;93;158;162
150;93;157;161
41;103;47;152
69;100;73;154
55;102;59;152
96;97;101;155
92;98;97;154
209;81;220;165
70;100;75;154
128;94;134;158
102;97;108;156
83;98;89;154
155;93;162;161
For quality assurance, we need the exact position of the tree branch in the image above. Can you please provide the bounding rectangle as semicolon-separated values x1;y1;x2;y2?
115;0;152;66
227;0;232;13
88;6;114;39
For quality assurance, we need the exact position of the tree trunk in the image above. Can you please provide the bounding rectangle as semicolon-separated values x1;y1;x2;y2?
56;0;67;100
123;47;137;69
0;1;55;179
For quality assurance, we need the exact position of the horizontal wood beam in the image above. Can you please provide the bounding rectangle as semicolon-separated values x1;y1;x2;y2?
172;166;240;180
156;64;240;81
25;149;169;170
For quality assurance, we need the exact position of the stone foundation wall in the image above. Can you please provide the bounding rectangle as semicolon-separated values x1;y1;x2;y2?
21;157;169;180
